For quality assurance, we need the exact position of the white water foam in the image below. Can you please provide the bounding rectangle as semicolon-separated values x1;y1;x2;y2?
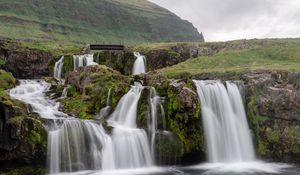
189;161;293;174
132;52;146;75
9;80;67;119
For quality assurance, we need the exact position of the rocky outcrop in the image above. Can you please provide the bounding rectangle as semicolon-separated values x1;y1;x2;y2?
62;65;130;119
0;70;47;167
94;49;135;75
0;39;54;78
244;71;300;163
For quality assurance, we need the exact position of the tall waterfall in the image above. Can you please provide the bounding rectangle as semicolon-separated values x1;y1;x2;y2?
133;52;146;75
193;80;255;163
54;56;64;80
73;54;98;70
107;82;153;169
98;88;112;119
148;87;166;156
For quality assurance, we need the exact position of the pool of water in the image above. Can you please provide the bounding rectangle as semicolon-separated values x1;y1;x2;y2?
50;162;300;175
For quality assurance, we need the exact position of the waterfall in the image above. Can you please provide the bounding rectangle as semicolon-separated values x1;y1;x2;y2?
61;86;68;98
148;87;166;157
193;80;255;163
73;54;98;70
9;80;67;119
98;88;112;119
47;119;115;174
54;56;64;80
133;52;146;75
9;80;115;174
107;82;153;169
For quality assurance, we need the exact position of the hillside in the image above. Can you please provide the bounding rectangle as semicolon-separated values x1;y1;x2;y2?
0;0;204;44
153;39;300;78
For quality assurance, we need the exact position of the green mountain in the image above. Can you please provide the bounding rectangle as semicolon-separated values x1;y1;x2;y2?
0;0;204;44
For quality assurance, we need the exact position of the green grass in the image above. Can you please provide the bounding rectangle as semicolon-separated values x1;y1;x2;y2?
0;0;203;44
159;39;300;78
20;41;83;57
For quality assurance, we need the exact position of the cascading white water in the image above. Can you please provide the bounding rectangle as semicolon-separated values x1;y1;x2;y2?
61;86;68;98
133;52;146;75
9;80;115;174
73;54;98;70
54;56;64;80
148;87;166;157
193;80;255;163
107;82;153;169
97;88;112;119
9;80;67;119
47;119;115;174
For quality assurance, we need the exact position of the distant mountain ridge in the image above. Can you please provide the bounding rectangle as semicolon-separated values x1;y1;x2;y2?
0;0;204;44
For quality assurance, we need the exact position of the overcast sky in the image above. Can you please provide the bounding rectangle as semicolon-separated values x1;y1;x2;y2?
149;0;300;41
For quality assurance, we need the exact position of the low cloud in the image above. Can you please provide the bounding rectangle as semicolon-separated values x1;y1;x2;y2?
149;0;300;41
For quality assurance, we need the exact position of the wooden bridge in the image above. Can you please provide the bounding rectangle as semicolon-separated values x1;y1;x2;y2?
88;44;125;51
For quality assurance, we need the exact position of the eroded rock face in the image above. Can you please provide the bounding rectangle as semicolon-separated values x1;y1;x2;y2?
63;65;130;119
93;49;135;75
244;71;300;163
0;39;54;79
144;76;205;164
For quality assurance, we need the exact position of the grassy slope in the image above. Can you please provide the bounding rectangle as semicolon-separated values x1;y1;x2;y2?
0;0;203;45
158;39;300;78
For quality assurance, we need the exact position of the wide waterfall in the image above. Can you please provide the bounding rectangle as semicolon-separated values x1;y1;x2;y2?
107;82;153;169
47;119;115;173
9;80;114;174
54;56;64;80
133;52;146;75
193;80;255;163
73;54;98;70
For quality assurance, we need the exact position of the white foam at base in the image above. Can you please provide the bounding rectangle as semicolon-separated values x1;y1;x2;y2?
48;167;166;175
189;161;293;174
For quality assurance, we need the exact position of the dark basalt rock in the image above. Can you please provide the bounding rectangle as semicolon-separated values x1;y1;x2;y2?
0;39;54;79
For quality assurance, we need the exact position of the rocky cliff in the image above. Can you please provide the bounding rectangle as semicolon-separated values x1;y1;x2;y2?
0;39;54;79
244;71;300;162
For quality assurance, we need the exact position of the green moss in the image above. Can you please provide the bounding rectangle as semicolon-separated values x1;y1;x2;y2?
282;126;300;154
0;69;17;90
25;118;47;151
266;128;280;143
162;84;204;156
7;116;26;127
0;166;46;175
258;142;268;156
63;55;74;74
27;130;41;150
0;59;6;65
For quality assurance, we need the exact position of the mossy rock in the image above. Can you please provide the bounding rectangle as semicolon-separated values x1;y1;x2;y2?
246;86;300;162
0;69;17;90
62;65;130;119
